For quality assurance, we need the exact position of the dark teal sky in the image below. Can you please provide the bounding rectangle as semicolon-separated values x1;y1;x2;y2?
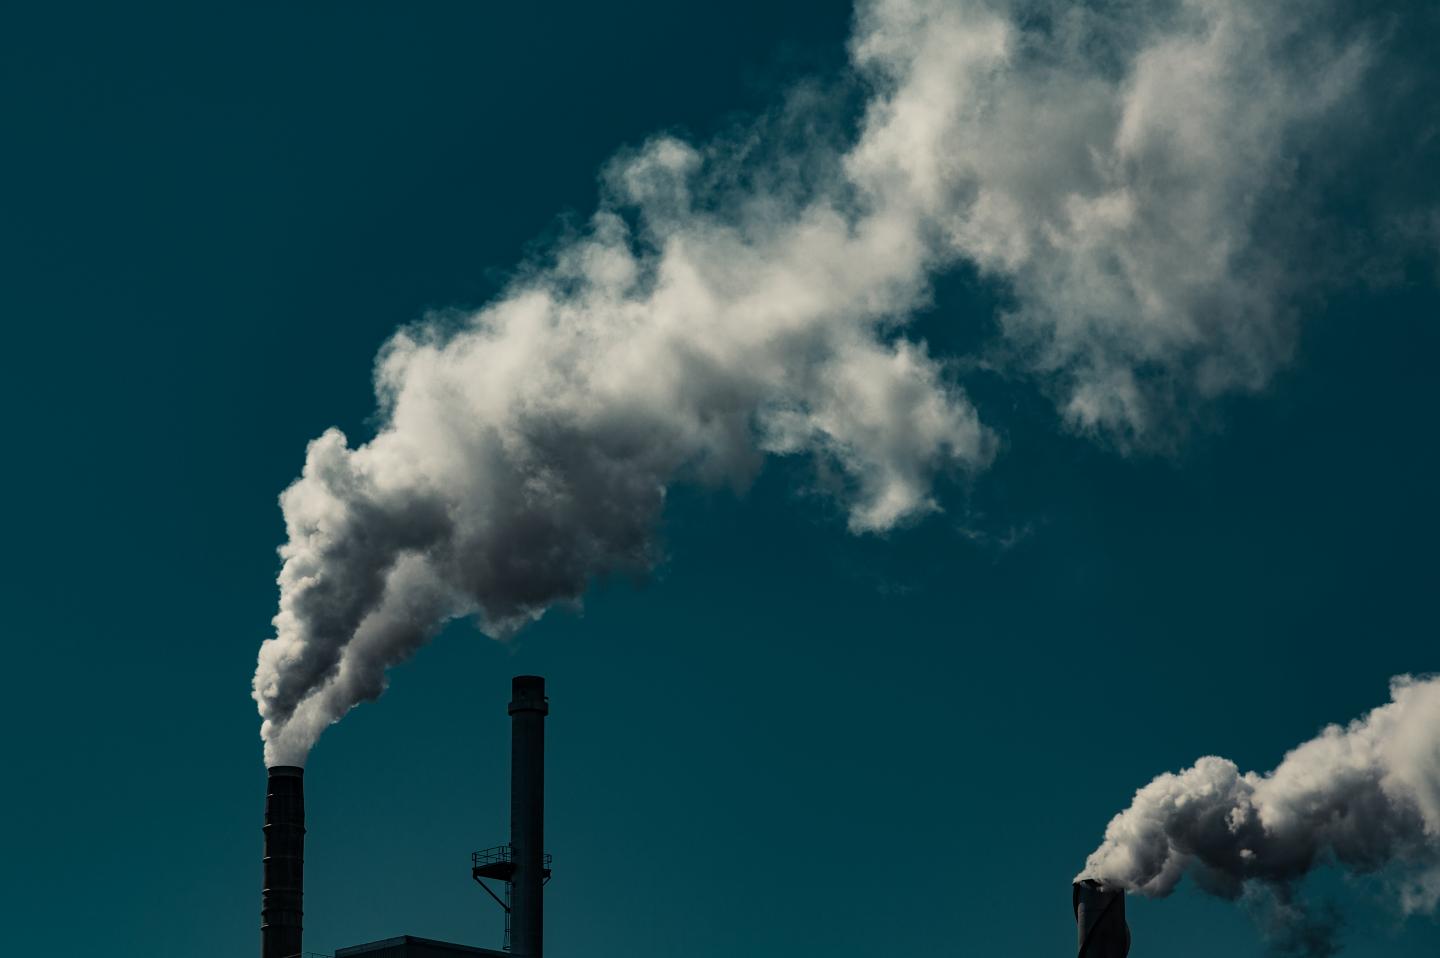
2;3;1436;957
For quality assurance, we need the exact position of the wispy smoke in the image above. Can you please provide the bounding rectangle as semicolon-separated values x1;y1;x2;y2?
1079;676;1440;955
255;0;1379;765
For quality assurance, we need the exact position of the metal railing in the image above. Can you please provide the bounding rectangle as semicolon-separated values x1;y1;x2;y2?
472;844;513;868
472;844;552;868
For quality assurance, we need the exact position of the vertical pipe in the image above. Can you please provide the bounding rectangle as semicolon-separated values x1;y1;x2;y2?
263;766;306;958
509;675;548;958
1074;879;1130;958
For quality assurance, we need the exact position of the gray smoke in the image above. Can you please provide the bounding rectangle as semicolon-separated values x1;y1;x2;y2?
1079;676;1440;955
254;0;1379;765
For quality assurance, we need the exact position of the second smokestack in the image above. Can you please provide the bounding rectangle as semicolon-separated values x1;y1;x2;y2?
509;675;548;958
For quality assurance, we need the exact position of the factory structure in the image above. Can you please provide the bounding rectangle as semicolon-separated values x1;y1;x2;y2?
261;675;1131;957
262;676;549;958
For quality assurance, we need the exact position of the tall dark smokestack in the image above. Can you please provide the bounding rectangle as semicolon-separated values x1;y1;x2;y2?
1074;879;1130;958
509;676;548;958
263;765;306;958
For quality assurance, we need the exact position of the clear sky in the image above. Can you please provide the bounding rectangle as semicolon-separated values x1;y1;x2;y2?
2;2;1437;957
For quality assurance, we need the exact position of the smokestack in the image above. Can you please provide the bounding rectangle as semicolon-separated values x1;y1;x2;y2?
509;676;548;958
1074;879;1130;958
263;765;306;958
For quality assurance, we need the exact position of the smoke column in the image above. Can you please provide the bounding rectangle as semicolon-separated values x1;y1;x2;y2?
254;0;1383;766
1078;676;1440;955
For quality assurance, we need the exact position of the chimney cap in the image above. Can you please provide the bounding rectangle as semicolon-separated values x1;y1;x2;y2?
267;765;305;777
509;675;548;715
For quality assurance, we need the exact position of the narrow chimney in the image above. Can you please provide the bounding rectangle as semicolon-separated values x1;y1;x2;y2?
509;675;549;958
263;765;306;958
1074;879;1130;957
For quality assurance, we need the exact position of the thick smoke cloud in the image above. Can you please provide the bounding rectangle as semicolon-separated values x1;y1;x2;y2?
1079;676;1440;955
255;0;1379;765
850;0;1368;438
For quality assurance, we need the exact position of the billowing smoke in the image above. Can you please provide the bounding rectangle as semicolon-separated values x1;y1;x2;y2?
254;0;1379;765
1079;676;1440;955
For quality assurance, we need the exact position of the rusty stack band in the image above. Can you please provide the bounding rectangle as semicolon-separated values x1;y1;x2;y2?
263;765;306;958
509;676;549;958
1074;878;1130;958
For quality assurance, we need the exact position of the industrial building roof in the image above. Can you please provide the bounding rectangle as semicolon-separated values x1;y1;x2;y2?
334;935;508;958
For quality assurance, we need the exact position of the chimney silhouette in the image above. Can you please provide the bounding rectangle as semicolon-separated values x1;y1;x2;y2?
263;765;306;958
1074;879;1130;957
509;676;548;958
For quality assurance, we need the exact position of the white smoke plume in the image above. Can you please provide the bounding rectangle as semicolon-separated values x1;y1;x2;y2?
1079;676;1440;955
255;0;1379;765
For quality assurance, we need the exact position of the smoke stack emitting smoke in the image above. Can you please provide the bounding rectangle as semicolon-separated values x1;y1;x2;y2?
1074;879;1130;957
262;765;305;958
248;0;1436;944
1078;676;1440;955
